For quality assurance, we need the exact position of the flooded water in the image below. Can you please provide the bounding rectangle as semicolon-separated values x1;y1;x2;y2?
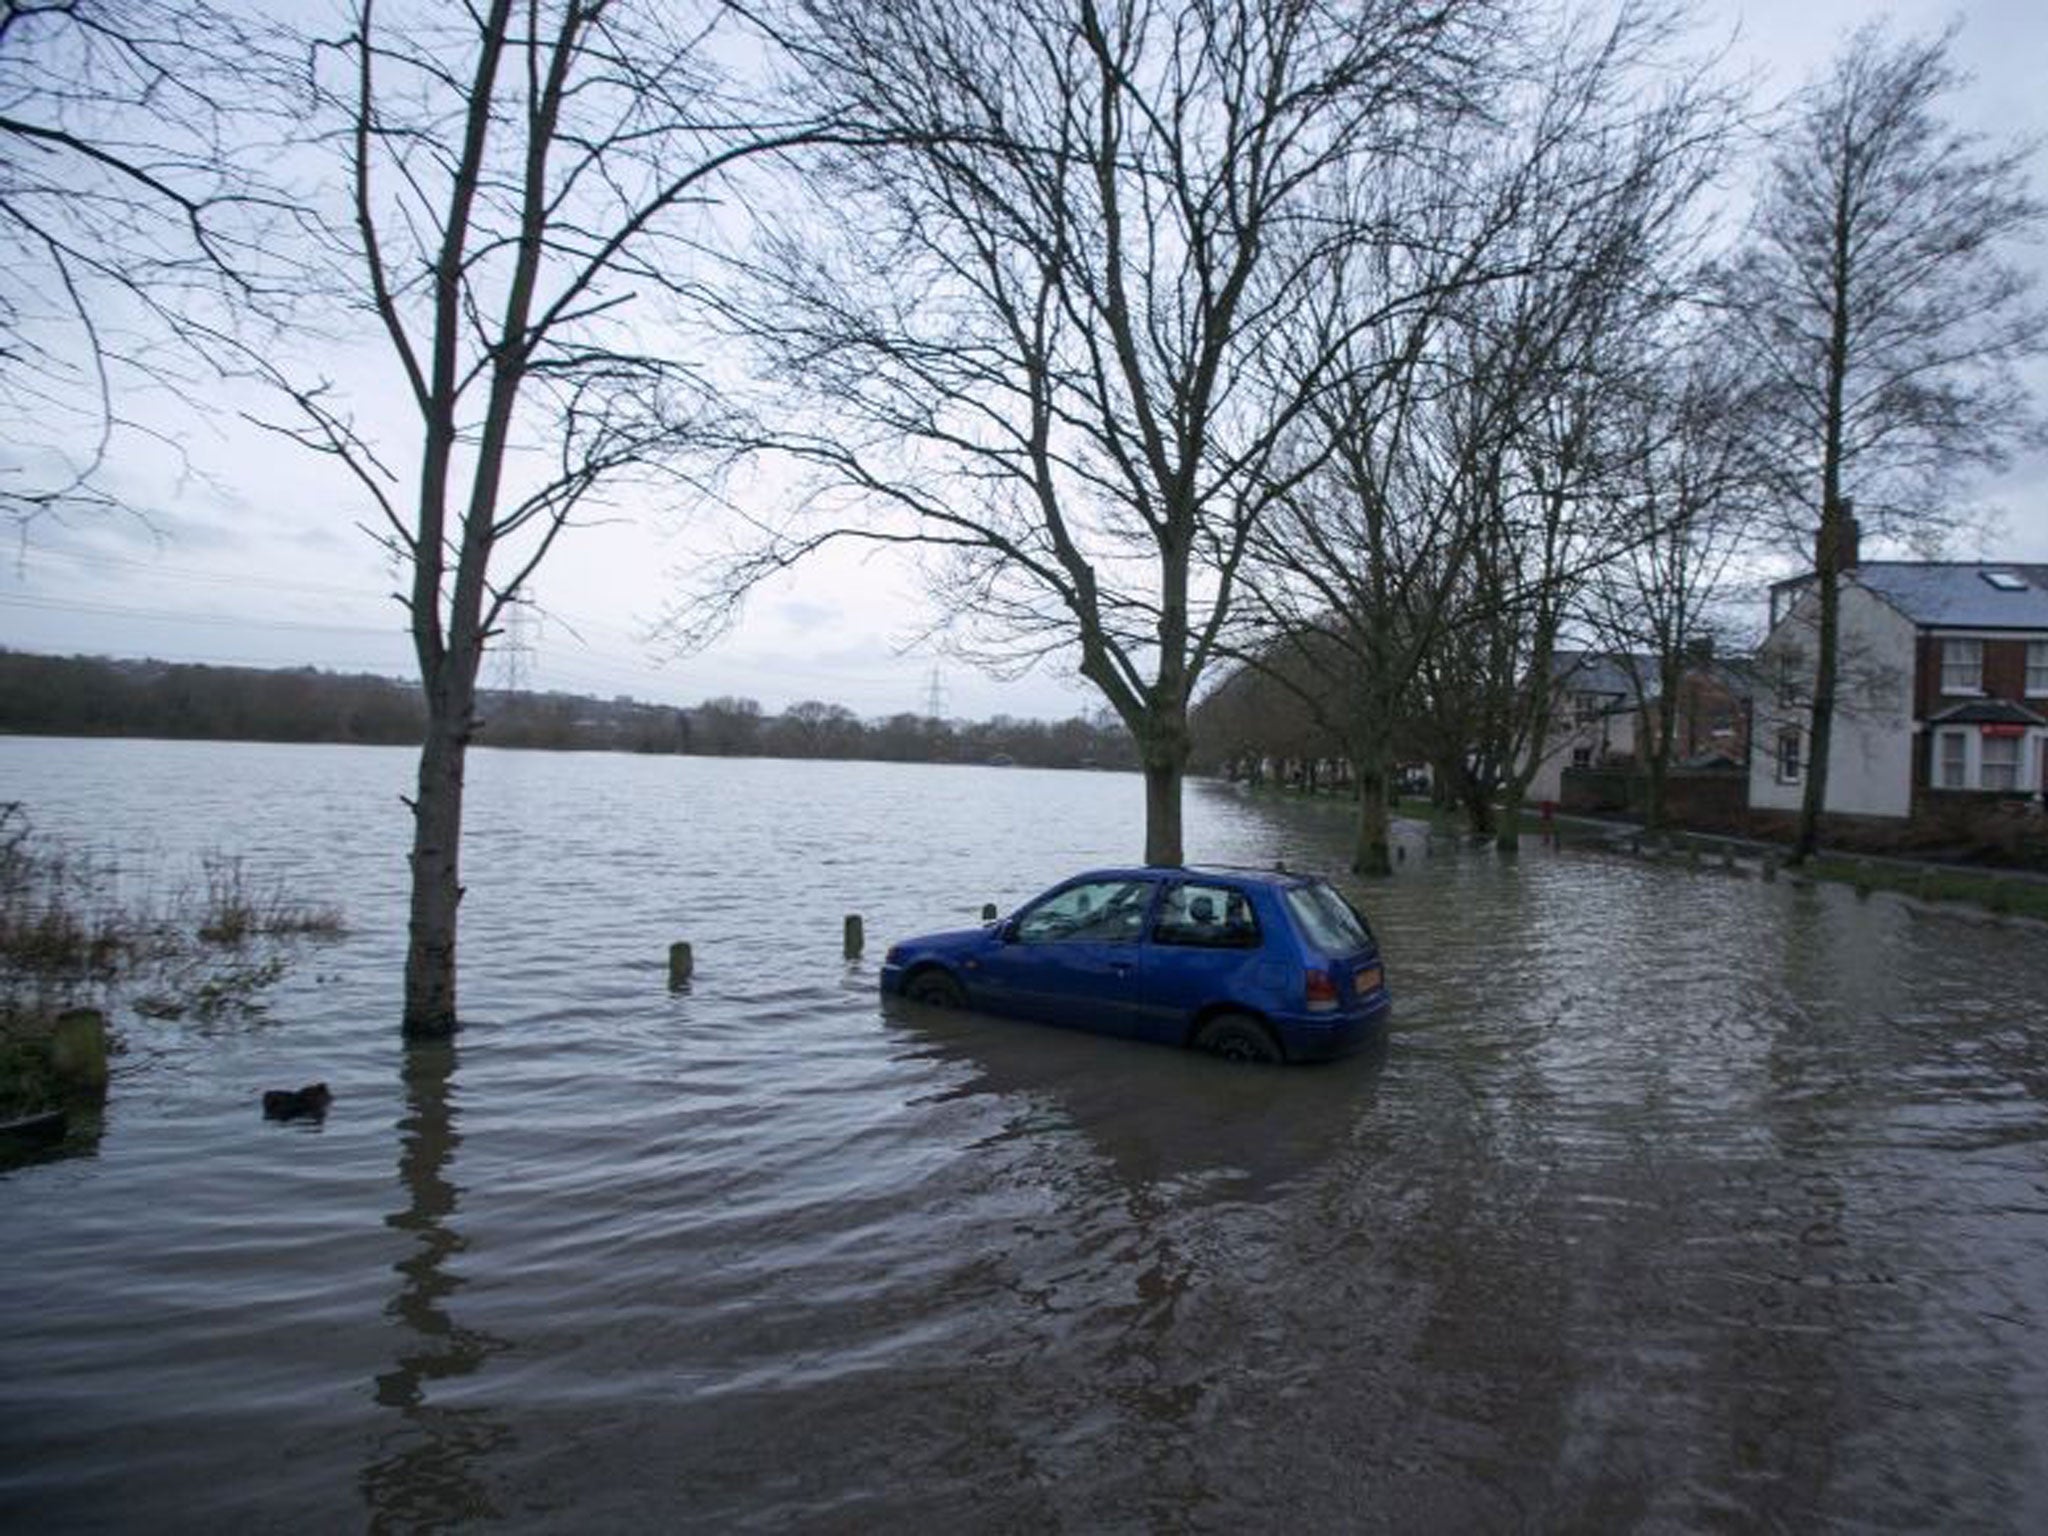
5;738;2048;1531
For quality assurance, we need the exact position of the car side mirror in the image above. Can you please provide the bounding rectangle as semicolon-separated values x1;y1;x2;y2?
997;918;1020;943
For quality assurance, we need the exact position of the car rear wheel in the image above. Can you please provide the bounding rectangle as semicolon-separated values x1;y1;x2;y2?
906;969;966;1009
1193;1012;1282;1064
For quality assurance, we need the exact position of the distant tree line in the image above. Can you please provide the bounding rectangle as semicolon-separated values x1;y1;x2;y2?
0;652;1136;770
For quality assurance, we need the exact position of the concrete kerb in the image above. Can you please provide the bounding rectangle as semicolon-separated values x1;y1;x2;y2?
1547;811;2048;892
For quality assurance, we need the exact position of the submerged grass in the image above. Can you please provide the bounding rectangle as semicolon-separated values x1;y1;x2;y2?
1807;857;2048;922
195;854;346;945
2;802;346;1033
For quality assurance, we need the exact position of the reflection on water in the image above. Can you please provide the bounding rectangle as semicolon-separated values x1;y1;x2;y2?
886;996;1393;1186
361;1040;511;1528
2;741;2048;1530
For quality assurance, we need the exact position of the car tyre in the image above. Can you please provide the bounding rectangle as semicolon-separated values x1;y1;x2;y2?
1193;1012;1282;1064
906;969;966;1009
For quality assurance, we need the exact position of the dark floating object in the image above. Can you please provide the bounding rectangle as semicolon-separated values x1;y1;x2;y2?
262;1083;333;1122
0;1109;66;1146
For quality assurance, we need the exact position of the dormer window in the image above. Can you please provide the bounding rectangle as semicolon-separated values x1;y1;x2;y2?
1981;571;2028;592
1940;638;1983;695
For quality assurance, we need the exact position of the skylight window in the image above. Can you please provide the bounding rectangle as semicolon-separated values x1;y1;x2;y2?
1982;570;2028;591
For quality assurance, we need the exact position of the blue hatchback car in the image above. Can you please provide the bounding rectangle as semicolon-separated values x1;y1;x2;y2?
881;866;1390;1063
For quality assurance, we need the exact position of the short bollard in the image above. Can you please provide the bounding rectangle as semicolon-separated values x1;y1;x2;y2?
981;903;999;921
1762;856;1779;883
1854;862;1874;898
1722;851;1737;873
844;914;864;959
668;941;694;989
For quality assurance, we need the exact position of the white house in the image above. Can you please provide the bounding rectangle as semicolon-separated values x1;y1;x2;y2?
1751;554;2048;820
1523;651;1652;805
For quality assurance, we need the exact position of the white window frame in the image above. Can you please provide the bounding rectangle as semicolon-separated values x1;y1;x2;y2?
2028;640;2048;697
1980;733;2021;792
1940;638;1983;695
1935;728;1968;790
1776;727;1802;784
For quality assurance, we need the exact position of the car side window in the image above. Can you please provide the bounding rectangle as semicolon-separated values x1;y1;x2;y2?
1014;879;1154;944
1153;883;1260;949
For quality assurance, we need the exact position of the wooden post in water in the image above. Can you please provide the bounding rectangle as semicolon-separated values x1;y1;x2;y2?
981;903;998;921
49;1008;109;1099
844;914;864;959
667;942;694;989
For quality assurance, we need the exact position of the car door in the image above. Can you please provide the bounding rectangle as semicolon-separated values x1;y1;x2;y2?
1138;879;1267;1040
974;877;1157;1035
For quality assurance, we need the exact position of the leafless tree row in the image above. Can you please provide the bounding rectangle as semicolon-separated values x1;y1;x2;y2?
8;0;2042;1028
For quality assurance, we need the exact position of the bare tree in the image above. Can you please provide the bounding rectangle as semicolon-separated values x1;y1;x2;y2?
1719;22;2045;862
0;0;290;533
255;1;864;1035
1579;333;1762;828
1243;4;1730;865
698;0;1506;866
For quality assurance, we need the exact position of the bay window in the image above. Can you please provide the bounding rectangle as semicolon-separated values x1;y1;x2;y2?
1981;733;2021;792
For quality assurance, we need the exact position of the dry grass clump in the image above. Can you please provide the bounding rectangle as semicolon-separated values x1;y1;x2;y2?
196;854;346;945
2;804;345;1024
1;804;132;987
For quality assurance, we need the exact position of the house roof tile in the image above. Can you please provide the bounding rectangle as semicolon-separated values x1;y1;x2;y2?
1549;650;1657;701
1853;563;2048;630
1928;698;2048;727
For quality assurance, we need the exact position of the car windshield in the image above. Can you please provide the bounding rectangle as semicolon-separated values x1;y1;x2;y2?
1282;881;1374;956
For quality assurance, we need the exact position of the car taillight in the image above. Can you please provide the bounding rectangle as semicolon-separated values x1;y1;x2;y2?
1305;969;1339;1012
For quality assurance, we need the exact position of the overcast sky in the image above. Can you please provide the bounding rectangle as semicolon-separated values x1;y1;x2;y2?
5;0;2046;722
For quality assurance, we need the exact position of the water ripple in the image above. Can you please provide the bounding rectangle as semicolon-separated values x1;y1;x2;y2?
5;745;2048;1529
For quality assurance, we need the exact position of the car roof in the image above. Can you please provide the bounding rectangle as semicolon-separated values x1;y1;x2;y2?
1071;864;1319;890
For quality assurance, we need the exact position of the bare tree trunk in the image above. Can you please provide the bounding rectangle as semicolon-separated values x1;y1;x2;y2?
1140;729;1187;866
1795;164;1854;867
1794;557;1840;863
1349;683;1396;874
1644;653;1681;831
1644;722;1671;829
403;668;476;1036
1353;758;1393;876
1495;609;1561;856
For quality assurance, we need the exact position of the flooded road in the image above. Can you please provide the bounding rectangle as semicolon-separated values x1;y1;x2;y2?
4;739;2047;1530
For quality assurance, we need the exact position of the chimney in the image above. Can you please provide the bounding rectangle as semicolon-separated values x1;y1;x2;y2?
1816;498;1860;573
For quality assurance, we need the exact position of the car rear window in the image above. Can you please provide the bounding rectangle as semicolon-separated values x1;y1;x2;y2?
1283;881;1374;956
